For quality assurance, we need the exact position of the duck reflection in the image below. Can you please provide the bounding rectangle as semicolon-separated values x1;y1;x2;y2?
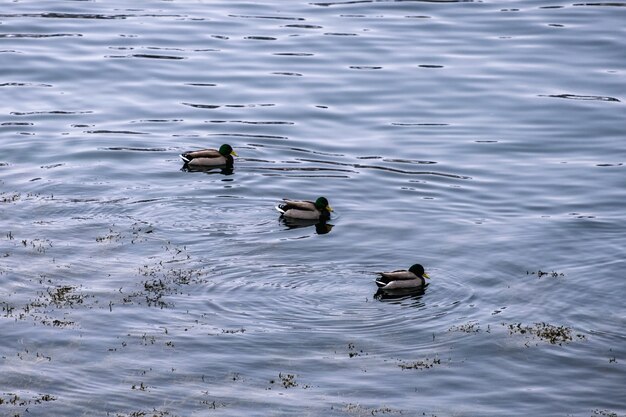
374;286;426;302
181;164;234;176
279;217;334;235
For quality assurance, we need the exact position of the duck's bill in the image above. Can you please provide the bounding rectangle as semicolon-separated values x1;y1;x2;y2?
423;272;430;279
326;205;334;212
231;150;238;157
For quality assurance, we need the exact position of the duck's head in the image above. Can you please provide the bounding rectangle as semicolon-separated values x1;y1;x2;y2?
314;197;333;213
409;263;430;279
219;144;238;157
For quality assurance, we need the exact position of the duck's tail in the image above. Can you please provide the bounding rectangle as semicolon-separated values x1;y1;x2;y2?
374;277;388;288
275;205;286;215
180;154;191;163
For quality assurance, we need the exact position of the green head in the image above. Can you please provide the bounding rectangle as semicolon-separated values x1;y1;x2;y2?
314;197;333;212
218;144;238;157
409;264;429;279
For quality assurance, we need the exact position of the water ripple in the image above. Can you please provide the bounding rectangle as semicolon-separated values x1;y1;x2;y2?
539;93;621;102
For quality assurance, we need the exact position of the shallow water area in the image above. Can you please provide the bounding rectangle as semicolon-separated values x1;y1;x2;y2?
1;1;625;416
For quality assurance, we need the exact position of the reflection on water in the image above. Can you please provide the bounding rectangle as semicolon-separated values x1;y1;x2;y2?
374;286;427;303
181;164;235;176
279;217;334;235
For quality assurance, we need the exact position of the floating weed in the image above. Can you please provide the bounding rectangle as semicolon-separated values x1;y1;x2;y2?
279;372;297;388
526;270;565;278
0;392;56;413
1;192;21;203
19;238;53;254
96;228;123;242
105;408;177;417
199;392;227;409
504;322;586;345
48;285;87;307
348;342;367;358
397;357;441;370
1;283;90;327
131;382;149;391
449;321;481;333
268;372;310;389
123;244;205;309
593;410;623;417
221;328;246;334
341;403;403;415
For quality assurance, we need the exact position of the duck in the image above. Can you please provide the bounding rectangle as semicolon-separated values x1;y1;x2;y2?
375;264;430;290
180;144;237;167
275;197;333;220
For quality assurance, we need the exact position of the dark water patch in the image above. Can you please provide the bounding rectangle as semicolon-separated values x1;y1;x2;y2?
207;120;294;125
1;122;33;126
539;93;620;102
0;33;82;38
229;14;305;21
273;52;314;56
313;0;476;5
354;163;471;179
257;166;356;174
86;130;147;135
272;72;303;76
11;110;92;115
325;32;358;36
183;102;276;109
0;82;52;87
383;158;437;165
250;143;345;156
208;133;288;140
391;122;449;126
109;54;186;60
573;2;626;6
185;83;217;86
0;12;129;19
104;147;167;152
596;163;623;167
131;119;183;123
284;24;323;29
349;65;382;70
418;64;444;68
244;36;278;41
40;163;64;169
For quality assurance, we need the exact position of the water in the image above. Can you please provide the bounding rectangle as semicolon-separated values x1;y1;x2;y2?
1;1;625;416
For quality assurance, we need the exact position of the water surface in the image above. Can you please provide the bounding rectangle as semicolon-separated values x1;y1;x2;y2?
1;1;625;416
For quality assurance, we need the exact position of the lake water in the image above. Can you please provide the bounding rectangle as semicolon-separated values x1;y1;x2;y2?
1;1;625;416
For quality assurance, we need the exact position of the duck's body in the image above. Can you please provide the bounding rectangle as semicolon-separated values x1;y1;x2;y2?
276;197;333;221
180;144;237;167
375;264;430;290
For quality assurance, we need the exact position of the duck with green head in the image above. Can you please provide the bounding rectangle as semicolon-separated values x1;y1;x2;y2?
375;264;430;290
276;197;333;220
180;144;237;167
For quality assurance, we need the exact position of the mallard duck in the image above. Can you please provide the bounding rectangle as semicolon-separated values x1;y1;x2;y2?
180;144;237;167
275;197;333;220
375;264;430;290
